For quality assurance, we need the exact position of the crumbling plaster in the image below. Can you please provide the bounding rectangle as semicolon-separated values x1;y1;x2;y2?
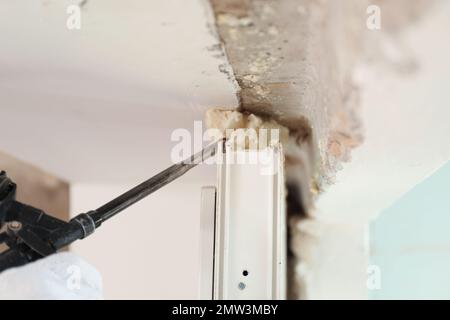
209;0;367;195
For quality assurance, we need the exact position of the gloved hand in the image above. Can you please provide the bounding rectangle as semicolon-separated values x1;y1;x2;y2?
0;252;103;299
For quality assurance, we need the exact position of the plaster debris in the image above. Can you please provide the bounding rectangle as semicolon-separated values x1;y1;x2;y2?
205;109;289;149
217;13;253;27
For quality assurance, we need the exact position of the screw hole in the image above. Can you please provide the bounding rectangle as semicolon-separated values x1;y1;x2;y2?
243;270;249;276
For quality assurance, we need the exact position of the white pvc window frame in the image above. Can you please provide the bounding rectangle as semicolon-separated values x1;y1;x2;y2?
211;142;286;300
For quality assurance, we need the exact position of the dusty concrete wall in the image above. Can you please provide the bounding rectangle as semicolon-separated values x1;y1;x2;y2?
209;0;365;193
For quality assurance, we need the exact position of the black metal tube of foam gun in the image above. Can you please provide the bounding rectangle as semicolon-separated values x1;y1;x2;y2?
0;141;220;272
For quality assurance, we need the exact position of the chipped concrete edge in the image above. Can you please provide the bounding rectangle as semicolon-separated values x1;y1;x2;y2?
200;0;243;109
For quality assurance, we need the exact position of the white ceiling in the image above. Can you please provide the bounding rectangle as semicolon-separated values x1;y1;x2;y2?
0;0;237;183
316;2;450;224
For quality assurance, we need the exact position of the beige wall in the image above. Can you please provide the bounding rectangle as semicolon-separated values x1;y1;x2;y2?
0;151;69;221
